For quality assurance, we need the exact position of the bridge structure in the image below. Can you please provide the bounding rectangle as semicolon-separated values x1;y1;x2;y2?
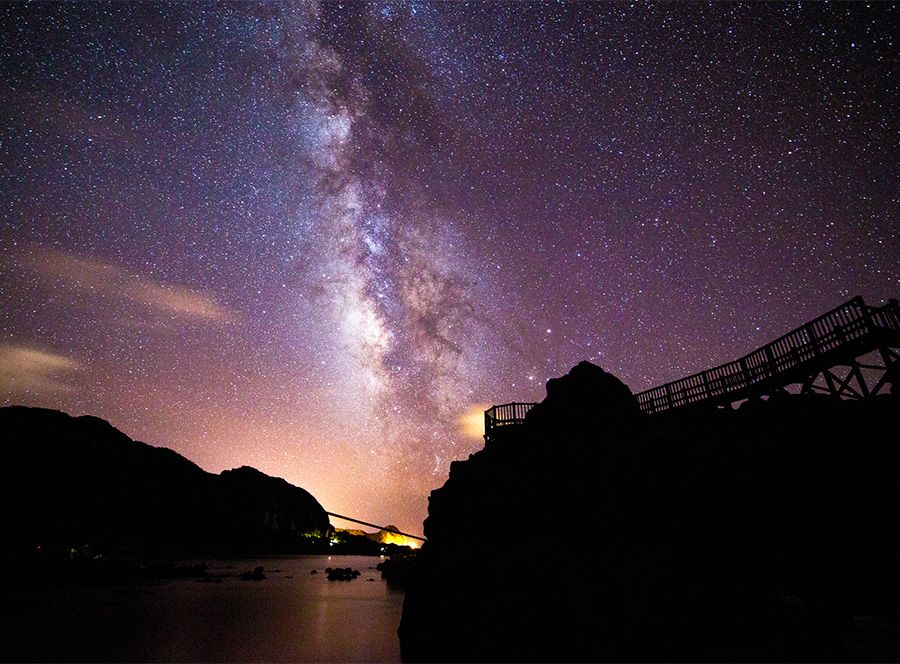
326;511;426;542
484;296;900;441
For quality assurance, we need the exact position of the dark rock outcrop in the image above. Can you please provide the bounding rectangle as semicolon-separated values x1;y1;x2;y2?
377;553;417;587
239;566;266;581
400;361;900;662
0;406;330;556
326;566;361;581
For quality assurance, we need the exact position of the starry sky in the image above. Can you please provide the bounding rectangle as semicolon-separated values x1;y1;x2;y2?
1;1;897;534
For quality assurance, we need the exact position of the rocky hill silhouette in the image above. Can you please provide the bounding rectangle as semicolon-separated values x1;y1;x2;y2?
399;361;900;662
1;406;329;556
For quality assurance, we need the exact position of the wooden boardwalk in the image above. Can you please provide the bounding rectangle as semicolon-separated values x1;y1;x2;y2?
485;296;900;439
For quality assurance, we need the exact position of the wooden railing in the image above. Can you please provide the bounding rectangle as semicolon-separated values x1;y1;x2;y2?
635;297;899;414
484;296;899;432
484;402;535;438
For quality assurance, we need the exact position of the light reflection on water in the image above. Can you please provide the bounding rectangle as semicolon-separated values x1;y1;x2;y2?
13;555;404;663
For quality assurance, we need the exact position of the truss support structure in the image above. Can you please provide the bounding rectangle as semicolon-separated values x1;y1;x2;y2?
799;346;898;399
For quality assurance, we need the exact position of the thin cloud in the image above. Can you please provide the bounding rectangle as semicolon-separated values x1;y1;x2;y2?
11;246;238;323
0;345;81;396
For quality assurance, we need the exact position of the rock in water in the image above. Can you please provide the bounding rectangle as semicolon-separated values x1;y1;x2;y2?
239;566;265;581
326;567;360;581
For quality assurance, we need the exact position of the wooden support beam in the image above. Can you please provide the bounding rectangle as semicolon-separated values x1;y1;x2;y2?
852;364;870;398
800;373;818;394
870;371;891;395
823;369;839;396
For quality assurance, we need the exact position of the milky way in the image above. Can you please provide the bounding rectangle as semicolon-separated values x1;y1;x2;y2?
1;2;897;532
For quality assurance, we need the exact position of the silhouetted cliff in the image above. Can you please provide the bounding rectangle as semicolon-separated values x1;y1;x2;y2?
0;406;329;556
400;361;900;662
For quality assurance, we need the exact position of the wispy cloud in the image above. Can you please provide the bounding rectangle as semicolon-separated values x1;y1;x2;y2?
10;246;238;323
0;345;81;396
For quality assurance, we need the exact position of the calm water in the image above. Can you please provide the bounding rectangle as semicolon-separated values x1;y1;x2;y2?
8;555;405;662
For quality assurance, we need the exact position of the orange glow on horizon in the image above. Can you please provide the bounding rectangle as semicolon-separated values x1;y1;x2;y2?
457;403;490;440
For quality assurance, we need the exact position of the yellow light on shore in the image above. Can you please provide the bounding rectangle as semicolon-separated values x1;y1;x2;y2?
380;531;419;548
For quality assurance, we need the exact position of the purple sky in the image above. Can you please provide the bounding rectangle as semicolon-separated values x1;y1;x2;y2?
1;1;897;533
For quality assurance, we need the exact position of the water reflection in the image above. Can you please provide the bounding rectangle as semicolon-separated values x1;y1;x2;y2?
9;555;404;663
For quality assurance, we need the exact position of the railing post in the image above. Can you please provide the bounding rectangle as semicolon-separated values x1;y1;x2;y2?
805;323;820;356
764;345;777;376
739;358;750;387
856;298;873;335
887;299;900;331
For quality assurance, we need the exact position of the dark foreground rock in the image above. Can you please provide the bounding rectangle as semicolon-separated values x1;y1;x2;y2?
377;553;417;587
399;361;900;662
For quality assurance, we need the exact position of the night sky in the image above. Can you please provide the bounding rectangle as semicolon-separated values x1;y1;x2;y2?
1;2;897;533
